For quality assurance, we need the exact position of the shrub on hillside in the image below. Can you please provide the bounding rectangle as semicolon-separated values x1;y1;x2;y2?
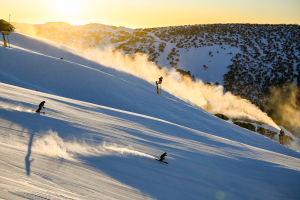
282;135;294;145
256;127;277;139
215;113;229;120
233;121;256;132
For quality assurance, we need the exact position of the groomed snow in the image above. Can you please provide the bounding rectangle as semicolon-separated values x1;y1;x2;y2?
1;33;300;200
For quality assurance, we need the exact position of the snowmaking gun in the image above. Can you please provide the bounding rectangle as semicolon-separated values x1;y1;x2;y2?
0;19;14;48
156;77;163;94
1;31;11;47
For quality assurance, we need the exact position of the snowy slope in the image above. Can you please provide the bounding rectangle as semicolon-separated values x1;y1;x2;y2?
0;33;286;149
1;33;300;200
154;42;242;85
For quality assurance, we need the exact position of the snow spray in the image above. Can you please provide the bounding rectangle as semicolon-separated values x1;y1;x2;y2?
263;84;300;137
32;131;154;161
0;101;33;113
76;48;280;129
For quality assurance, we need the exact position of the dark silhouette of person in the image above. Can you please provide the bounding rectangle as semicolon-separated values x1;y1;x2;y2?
36;101;45;113
159;152;167;161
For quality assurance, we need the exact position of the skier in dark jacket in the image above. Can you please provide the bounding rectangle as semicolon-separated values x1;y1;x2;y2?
159;152;167;161
36;101;45;113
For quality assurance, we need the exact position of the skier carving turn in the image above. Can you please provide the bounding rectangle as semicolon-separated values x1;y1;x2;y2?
155;152;168;164
36;101;46;113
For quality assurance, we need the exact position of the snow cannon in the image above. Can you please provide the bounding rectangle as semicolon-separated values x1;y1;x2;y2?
156;76;163;95
158;76;163;84
0;19;14;48
156;81;160;94
1;32;7;47
1;31;11;47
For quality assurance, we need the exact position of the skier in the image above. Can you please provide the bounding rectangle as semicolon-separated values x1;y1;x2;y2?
159;152;167;161
279;129;285;144
36;101;45;113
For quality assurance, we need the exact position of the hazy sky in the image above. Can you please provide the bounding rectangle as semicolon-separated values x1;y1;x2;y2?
1;0;299;28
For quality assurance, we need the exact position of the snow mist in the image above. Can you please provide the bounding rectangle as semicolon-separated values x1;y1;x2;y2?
78;48;280;129
33;131;155;160
263;84;300;137
0;101;33;113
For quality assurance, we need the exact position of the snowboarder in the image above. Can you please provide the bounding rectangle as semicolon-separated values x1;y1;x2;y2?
36;101;45;113
159;152;167;161
279;129;285;144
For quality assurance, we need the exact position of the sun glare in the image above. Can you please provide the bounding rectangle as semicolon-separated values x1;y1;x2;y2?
55;0;80;14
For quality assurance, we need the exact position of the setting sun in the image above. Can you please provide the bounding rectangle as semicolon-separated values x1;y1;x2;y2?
55;0;80;15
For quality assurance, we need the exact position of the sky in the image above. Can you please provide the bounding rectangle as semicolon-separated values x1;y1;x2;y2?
1;0;300;28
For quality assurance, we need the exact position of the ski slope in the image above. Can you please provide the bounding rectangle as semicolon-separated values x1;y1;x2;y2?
1;33;300;200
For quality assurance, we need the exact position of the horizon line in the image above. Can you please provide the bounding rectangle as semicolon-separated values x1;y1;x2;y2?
9;20;300;29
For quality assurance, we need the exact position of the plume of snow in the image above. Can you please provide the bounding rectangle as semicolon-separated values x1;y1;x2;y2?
32;131;154;161
78;48;280;129
103;142;155;158
263;84;300;137
0;101;33;113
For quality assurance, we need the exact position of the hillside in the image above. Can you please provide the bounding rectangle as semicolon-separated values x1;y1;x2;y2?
11;22;300;139
1;32;300;199
12;23;300;90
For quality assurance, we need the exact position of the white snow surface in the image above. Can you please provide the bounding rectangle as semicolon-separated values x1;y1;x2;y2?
0;33;300;200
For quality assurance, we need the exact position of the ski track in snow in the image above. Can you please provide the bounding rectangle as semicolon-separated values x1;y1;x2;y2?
1;82;300;170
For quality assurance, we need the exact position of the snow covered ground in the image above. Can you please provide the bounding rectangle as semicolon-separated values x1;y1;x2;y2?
1;33;300;200
155;43;242;85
